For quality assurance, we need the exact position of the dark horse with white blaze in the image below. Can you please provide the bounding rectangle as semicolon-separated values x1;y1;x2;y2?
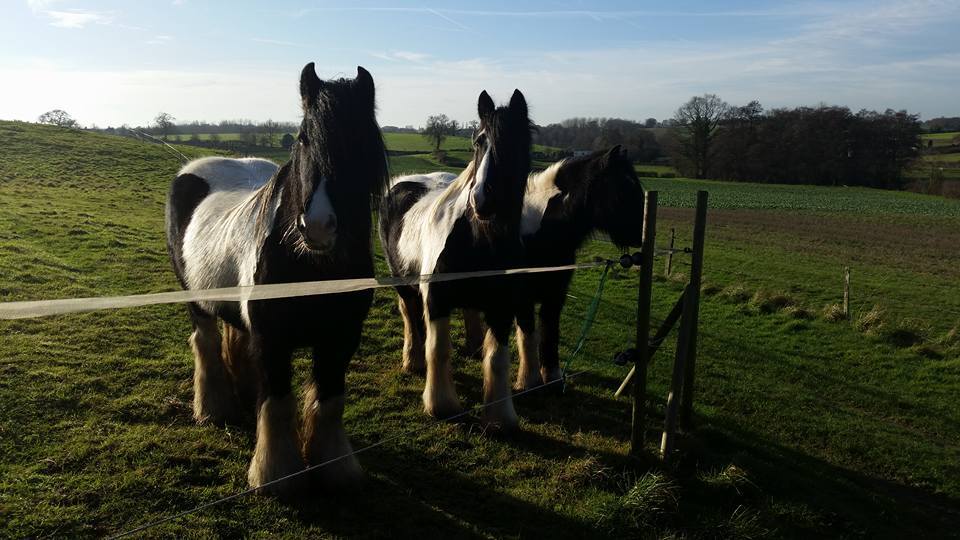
463;146;645;389
165;63;388;493
379;90;532;429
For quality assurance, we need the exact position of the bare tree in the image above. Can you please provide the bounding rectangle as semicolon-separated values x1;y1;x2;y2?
674;94;729;178
422;114;456;151
154;112;176;140
262;119;281;147
37;109;78;128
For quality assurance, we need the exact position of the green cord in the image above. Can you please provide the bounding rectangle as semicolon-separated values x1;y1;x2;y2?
561;260;614;391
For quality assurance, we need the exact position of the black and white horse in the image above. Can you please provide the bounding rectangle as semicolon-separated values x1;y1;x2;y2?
379;90;532;429
463;146;645;389
165;63;388;493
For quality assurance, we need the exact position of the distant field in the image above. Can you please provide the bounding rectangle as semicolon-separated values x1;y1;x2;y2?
641;176;960;217
921;131;960;147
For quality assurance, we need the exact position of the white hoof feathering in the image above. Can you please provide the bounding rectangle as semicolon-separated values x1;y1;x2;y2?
190;324;237;425
514;324;543;391
398;297;426;374
482;330;518;430
422;316;462;418
248;394;305;494
302;386;363;490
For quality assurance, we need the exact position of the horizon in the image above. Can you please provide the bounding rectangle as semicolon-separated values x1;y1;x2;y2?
2;0;959;128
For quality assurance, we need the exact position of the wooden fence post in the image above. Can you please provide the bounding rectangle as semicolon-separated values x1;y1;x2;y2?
630;191;658;455
843;267;851;320
664;228;675;277
661;190;708;461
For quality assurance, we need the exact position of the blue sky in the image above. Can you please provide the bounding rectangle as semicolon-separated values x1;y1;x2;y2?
1;0;958;128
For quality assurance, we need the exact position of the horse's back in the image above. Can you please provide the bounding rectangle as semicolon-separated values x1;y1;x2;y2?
177;156;279;193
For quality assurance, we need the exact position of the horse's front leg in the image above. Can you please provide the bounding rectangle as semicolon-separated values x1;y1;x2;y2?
422;292;462;418
189;308;239;425
481;310;519;430
302;325;364;491
514;305;542;391
397;287;426;374
247;336;304;495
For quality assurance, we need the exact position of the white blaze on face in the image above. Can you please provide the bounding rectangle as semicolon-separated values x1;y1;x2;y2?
301;176;336;245
470;145;492;211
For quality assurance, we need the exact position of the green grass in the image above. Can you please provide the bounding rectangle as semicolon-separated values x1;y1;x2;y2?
1;120;959;537
921;131;960;147
640;176;960;216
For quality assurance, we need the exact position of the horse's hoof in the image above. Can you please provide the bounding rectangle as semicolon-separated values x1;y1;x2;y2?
193;396;240;426
481;411;519;433
401;361;426;376
312;455;365;493
540;366;563;385
247;453;306;497
513;374;543;392
423;399;463;421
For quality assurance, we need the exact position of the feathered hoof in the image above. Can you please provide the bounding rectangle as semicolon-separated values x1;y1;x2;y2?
401;360;426;376
193;389;240;427
541;366;563;385
247;451;306;497
480;402;519;433
307;453;365;493
513;372;544;392
422;395;463;421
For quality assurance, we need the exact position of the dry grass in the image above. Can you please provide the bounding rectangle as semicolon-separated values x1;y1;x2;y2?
855;305;886;334
822;303;847;322
784;306;814;320
721;284;752;304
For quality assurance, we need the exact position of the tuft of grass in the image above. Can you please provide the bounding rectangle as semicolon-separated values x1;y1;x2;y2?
700;464;758;497
701;282;723;296
721;284;752;304
880;319;928;348
784;306;814;320
553;455;610;489
749;290;795;314
822;303;847;322
596;472;678;531
854;305;886;334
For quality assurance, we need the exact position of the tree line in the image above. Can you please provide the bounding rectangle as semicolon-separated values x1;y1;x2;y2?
669;95;922;188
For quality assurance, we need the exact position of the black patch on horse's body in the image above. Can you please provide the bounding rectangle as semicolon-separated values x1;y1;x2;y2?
165;173;209;290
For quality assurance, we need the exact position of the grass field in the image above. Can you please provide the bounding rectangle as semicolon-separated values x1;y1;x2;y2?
1;121;959;538
921;131;960;148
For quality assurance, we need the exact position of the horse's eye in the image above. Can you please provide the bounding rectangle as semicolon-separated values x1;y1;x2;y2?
298;132;308;145
473;133;486;148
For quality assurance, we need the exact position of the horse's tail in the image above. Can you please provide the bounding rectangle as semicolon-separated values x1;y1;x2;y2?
221;323;260;412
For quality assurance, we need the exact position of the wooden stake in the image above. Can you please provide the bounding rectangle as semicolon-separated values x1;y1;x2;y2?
843;267;851;320
661;191;708;462
630;191;657;455
664;228;675;277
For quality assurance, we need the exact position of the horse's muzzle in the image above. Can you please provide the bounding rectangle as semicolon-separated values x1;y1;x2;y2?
297;213;337;253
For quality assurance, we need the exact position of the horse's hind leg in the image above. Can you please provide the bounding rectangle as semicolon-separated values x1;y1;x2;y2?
481;311;519;430
302;322;364;490
397;288;425;374
248;337;304;495
188;305;238;425
221;323;259;418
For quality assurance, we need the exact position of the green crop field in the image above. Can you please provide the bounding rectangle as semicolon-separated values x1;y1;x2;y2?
1;121;959;538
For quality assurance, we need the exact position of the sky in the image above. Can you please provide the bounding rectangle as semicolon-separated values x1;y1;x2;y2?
1;0;958;128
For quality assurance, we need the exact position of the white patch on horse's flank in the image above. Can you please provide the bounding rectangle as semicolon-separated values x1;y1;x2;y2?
392;168;474;289
470;146;492;210
178;157;282;327
303;176;334;229
521;159;565;236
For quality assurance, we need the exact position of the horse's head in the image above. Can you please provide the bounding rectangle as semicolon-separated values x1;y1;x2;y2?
559;145;645;247
468;89;532;224
288;62;388;254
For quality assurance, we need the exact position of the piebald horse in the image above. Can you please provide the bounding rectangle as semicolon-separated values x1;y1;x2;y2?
165;63;388;493
464;146;645;389
379;90;532;429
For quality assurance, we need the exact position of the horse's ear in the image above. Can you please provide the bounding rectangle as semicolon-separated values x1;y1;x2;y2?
604;144;626;165
356;66;375;107
509;89;528;118
300;62;323;104
478;90;495;120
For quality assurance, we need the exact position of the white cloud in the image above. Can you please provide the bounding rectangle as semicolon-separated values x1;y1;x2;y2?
26;1;114;29
145;35;173;46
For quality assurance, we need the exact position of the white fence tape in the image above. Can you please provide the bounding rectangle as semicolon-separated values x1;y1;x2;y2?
0;262;604;320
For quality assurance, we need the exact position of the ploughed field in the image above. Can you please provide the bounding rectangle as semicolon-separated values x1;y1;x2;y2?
1;121;958;538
